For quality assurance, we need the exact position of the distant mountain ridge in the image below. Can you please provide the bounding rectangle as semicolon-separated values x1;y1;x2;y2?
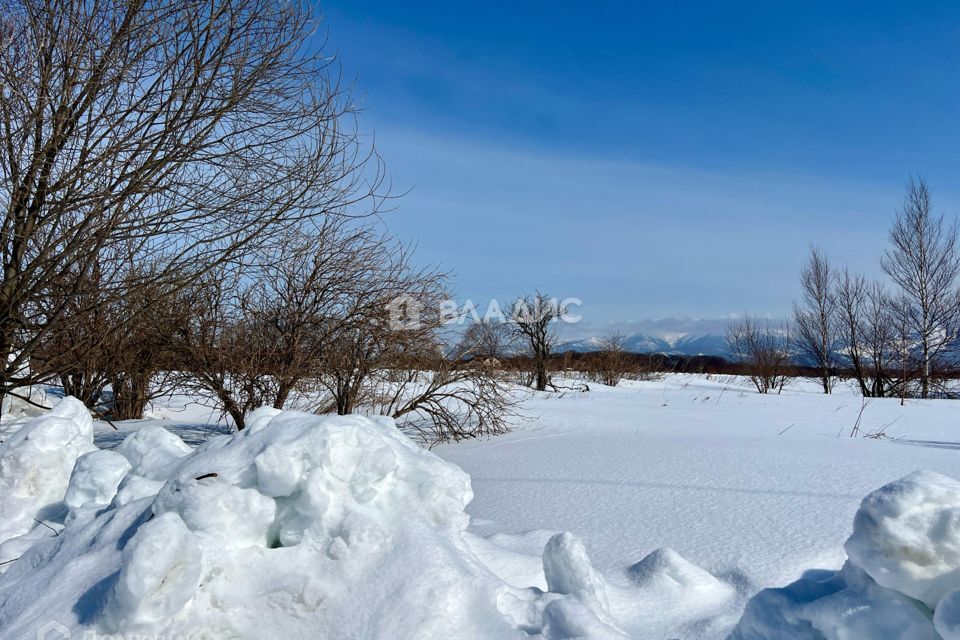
558;331;730;357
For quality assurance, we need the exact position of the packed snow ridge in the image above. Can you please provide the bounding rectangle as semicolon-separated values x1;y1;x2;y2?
4;397;960;638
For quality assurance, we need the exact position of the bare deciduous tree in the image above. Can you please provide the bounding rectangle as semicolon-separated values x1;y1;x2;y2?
35;248;188;419
177;223;425;429
174;268;268;429
369;334;518;447
792;246;837;393
834;270;900;398
835;269;870;396
881;177;960;398
460;319;512;361
889;295;916;404
0;0;383;403
861;282;899;397
313;244;449;417
509;293;561;392
727;315;790;394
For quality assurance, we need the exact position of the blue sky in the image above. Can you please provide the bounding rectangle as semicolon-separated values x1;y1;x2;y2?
321;1;960;331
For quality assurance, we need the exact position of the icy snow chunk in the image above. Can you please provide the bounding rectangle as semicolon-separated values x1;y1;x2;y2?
732;471;960;639
731;561;938;640
627;547;735;607
153;476;275;549
254;443;306;497
543;532;610;612
845;470;960;608
64;449;131;522
48;394;95;438
936;589;960;640
496;533;628;640
103;512;203;632
245;406;282;434
350;444;399;503
114;475;165;506
115;425;192;480
542;596;631;639
0;397;95;544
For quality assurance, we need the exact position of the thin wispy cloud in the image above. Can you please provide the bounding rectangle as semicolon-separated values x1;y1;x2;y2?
374;127;941;324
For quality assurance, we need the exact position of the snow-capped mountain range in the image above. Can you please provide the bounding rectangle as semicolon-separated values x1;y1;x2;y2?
557;317;734;356
558;332;730;357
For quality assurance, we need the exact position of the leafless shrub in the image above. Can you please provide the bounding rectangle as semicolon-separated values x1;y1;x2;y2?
308;279;518;445
0;0;384;404
311;246;450;417
587;332;629;387
176;222;424;429
726;315;790;394
370;336;519;447
35;248;188;419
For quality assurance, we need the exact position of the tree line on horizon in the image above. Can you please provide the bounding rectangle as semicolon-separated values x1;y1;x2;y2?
730;177;960;399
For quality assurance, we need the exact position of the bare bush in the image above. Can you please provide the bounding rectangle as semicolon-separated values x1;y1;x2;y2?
588;332;629;387
368;335;519;447
35;248;188;418
0;0;383;403
176;223;422;429
727;315;790;394
312;244;449;417
306;263;517;445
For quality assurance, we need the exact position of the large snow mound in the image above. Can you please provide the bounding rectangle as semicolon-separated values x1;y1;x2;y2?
0;400;627;638
731;470;960;639
845;470;960;608
0;397;94;551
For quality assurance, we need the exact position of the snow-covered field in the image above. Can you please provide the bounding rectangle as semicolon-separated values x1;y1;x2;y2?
438;375;960;638
3;374;960;638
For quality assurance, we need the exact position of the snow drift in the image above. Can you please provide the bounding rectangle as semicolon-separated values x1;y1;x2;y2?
628;546;736;610
7;396;960;639
731;470;960;640
0;397;624;639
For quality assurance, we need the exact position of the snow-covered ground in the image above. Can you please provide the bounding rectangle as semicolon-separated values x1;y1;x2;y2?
3;374;960;638
435;375;960;638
